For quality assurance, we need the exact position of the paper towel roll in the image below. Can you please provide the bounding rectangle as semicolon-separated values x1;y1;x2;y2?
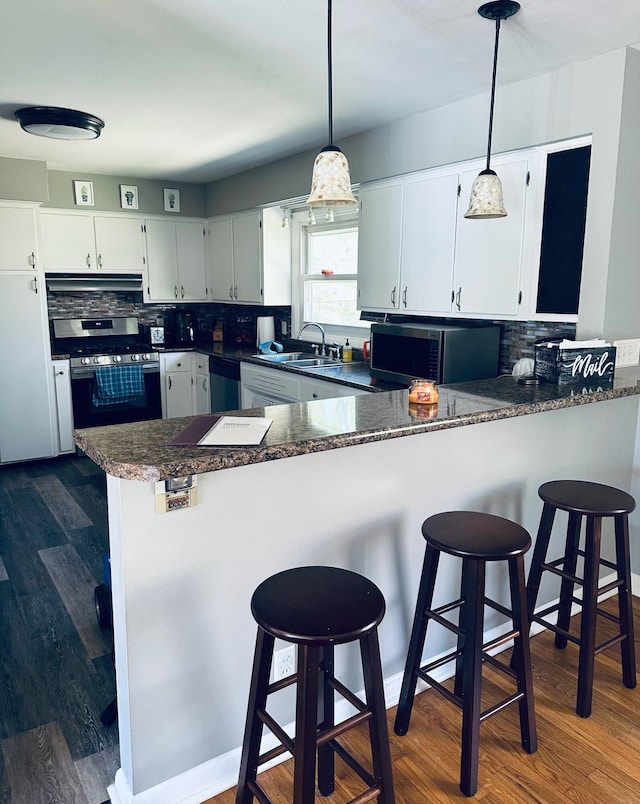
256;316;275;347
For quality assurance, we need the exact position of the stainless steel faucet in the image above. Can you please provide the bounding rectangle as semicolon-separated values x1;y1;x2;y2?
298;322;326;355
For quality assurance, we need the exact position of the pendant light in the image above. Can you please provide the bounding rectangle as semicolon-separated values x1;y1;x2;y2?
464;1;520;219
306;0;357;208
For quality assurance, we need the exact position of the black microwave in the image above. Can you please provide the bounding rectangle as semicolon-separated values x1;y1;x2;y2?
369;321;501;385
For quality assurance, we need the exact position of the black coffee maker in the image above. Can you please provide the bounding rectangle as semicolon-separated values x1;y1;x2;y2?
166;311;194;347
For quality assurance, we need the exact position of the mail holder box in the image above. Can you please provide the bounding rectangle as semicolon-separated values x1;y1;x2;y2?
534;343;616;387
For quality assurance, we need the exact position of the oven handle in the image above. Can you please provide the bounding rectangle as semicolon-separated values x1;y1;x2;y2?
71;365;160;380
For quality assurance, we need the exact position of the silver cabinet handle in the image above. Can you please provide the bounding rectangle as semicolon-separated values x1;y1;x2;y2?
33;276;39;294
174;285;178;299
86;253;92;268
98;254;103;269
29;252;36;269
234;285;238;300
168;377;172;389
455;287;462;311
181;285;185;298
391;286;397;306
402;286;408;308
229;286;234;299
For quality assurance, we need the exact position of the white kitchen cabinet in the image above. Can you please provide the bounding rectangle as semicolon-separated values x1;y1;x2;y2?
452;153;531;318
298;374;369;401
51;359;75;454
145;218;207;302
0;203;39;272
356;182;403;311
39;210;145;273
160;352;194;419
193;354;211;415
208;206;290;305
0;273;55;463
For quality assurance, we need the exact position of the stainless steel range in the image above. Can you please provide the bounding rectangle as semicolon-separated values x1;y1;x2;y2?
53;316;162;428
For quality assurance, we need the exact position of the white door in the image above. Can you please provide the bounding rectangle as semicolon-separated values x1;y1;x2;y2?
39;212;96;272
176;221;207;300
94;216;145;273
402;172;458;313
145;219;178;301
0;274;55;462
453;157;529;316
0;206;38;272
357;183;403;311
209;217;235;301
232;212;262;303
52;360;75;454
164;372;193;419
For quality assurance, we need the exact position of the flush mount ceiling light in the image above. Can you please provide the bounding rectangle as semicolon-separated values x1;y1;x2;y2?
14;106;105;140
465;0;520;219
306;0;357;208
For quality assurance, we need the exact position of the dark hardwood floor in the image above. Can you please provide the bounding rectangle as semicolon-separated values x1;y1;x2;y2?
0;455;117;804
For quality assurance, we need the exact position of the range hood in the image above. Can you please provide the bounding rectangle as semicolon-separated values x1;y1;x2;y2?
45;272;144;293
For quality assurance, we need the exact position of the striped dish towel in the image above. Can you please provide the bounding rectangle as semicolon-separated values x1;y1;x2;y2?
92;364;145;406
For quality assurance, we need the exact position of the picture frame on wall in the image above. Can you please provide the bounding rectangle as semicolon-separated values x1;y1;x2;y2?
164;188;180;212
74;180;94;206
120;184;139;210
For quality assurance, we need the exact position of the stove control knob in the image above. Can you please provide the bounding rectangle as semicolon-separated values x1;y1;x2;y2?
142;353;151;361
131;353;140;362
81;357;91;366
113;355;122;363
93;357;101;364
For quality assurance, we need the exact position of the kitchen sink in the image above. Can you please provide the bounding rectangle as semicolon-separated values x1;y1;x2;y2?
255;352;338;367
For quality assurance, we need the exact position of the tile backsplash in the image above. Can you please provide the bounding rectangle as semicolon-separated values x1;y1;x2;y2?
46;290;574;372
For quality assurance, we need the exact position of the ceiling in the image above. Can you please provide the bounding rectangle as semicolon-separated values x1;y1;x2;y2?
2;0;640;185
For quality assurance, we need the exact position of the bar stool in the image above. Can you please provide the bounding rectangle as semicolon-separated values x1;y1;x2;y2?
525;479;636;718
394;511;537;797
236;565;395;804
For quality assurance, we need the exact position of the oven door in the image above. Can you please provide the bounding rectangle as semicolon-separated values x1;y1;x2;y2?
71;367;162;428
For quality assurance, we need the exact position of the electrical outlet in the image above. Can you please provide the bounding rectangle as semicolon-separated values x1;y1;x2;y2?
613;339;640;368
273;645;296;681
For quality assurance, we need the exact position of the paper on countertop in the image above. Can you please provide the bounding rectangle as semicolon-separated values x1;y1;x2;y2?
197;416;272;446
167;415;273;447
541;339;610;349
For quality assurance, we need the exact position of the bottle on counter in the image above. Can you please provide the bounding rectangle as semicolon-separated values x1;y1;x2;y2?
342;338;352;362
408;378;438;405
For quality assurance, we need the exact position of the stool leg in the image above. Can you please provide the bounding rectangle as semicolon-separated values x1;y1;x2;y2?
508;554;537;754
454;559;472;698
294;644;321;804
361;630;396;804
576;515;601;718
317;644;335;796
236;628;275;804
526;502;556;621
614;514;637;689
459;558;484;798
394;545;440;736
555;511;582;649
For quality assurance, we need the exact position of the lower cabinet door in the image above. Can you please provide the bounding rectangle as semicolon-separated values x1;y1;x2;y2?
52;360;75;454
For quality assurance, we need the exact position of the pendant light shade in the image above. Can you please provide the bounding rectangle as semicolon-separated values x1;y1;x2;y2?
465;0;520;220
307;0;357;208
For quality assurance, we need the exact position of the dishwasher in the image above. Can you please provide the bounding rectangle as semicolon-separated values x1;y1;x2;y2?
209;354;240;412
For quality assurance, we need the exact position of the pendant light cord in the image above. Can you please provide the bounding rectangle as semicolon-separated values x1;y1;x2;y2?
327;0;334;145
485;16;501;172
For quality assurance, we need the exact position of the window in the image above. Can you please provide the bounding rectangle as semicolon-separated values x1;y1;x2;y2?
291;207;368;344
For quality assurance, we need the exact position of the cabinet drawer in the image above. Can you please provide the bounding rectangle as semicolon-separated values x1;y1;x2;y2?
161;352;192;372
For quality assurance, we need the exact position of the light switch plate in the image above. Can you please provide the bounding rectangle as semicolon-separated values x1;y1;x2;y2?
613;339;640;368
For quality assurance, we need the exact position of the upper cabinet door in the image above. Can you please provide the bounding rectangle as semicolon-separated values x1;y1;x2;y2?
39;212;97;272
93;216;145;273
145;218;179;301
0;206;38;272
453;155;529;317
357;183;403;311
401;172;459;314
209;217;235;301
232;211;262;304
176;221;207;300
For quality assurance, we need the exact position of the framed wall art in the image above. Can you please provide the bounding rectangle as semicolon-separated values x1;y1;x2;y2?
74;180;94;206
164;188;180;212
120;184;139;210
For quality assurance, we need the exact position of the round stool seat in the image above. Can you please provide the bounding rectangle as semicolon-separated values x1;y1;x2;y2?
539;480;636;516
422;511;531;560
251;566;386;646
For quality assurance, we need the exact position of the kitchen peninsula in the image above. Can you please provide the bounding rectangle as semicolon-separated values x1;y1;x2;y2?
75;374;640;804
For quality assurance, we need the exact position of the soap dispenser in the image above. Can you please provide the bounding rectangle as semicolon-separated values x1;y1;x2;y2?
342;338;352;362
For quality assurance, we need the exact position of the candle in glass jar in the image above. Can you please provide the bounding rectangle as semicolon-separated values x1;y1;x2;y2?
408;378;438;405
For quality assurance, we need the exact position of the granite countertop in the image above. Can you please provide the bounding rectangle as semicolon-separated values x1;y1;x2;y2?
74;370;640;483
